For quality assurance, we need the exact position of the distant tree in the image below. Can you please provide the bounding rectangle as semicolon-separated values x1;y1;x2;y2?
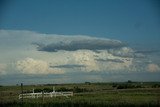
112;83;117;88
85;82;91;85
56;87;72;92
127;80;132;83
34;88;43;92
73;87;88;93
117;85;125;89
152;84;160;88
43;88;53;92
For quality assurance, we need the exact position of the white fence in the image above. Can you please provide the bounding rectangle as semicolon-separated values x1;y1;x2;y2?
19;89;73;99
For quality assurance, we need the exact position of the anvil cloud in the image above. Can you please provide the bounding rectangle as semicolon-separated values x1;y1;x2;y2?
36;38;126;52
0;30;160;84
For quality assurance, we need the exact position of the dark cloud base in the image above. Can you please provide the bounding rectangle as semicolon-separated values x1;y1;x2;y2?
50;64;86;69
96;59;124;63
35;39;126;52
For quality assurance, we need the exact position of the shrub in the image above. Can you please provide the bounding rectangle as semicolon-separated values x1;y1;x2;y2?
116;84;142;89
73;87;88;93
34;88;43;93
43;88;53;92
56;87;72;92
152;84;160;88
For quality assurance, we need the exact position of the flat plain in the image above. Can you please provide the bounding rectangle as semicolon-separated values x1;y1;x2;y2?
0;82;160;107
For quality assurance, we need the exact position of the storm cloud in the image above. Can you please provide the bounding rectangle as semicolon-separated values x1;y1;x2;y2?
51;64;86;69
0;63;6;75
36;38;126;52
108;47;134;58
0;30;159;79
146;64;160;72
96;58;125;63
135;50;160;54
16;58;64;74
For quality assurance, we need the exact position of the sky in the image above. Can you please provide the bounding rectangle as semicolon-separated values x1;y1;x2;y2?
0;0;160;85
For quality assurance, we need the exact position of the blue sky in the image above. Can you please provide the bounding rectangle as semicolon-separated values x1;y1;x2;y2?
0;0;160;85
0;0;160;43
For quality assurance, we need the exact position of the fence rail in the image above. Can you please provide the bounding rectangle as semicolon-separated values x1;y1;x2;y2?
19;91;73;99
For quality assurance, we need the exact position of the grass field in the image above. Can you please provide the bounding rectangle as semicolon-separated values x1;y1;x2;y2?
0;82;160;107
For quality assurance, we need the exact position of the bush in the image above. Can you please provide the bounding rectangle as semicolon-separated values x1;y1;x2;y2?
56;87;72;92
152;84;160;88
43;88;53;92
112;83;117;88
127;80;132;83
34;88;43;93
116;84;142;89
73;87;88;93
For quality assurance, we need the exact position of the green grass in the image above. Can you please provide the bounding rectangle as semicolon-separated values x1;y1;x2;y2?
0;82;160;107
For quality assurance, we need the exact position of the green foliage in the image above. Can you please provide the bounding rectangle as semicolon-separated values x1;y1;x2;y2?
152;84;160;88
85;82;91;85
112;83;142;89
43;88;53;92
73;86;90;93
56;87;72;92
56;86;92;93
33;88;54;92
127;80;132;83
34;88;43;93
112;83;117;88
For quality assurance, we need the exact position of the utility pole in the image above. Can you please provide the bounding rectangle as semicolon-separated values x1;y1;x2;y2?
21;83;23;105
42;90;44;104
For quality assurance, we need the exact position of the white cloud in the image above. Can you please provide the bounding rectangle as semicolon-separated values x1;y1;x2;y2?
96;50;133;72
72;50;100;72
108;47;134;57
0;63;7;75
16;58;64;74
146;64;160;72
0;29;159;76
1;29;160;85
72;50;133;72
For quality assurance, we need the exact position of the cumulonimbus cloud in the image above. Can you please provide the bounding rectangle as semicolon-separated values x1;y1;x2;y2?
108;47;134;57
51;64;86;69
16;58;64;74
0;63;7;75
36;38;126;52
0;30;159;76
146;64;160;72
96;58;125;63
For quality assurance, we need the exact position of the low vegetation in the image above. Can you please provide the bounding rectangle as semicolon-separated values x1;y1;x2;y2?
0;81;160;107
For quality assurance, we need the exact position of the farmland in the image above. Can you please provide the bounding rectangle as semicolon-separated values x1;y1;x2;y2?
0;82;160;107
